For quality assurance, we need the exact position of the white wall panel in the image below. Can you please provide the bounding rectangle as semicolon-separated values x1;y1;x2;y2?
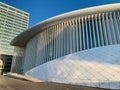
26;44;120;89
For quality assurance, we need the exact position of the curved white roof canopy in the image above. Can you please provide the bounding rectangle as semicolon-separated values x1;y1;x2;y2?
10;3;120;47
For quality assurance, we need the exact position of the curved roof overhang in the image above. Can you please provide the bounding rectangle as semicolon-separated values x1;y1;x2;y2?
10;3;120;47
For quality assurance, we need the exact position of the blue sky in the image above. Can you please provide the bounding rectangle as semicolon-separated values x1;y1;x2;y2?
0;0;120;27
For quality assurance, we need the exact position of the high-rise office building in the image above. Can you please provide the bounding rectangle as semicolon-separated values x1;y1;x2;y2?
0;2;29;74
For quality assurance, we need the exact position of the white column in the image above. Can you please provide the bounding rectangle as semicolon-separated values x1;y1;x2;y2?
105;12;112;45
66;21;70;54
88;15;93;48
75;18;79;52
98;13;104;46
47;29;50;61
40;33;44;64
53;25;56;59
95;14;100;47
69;20;73;53
78;17;82;51
56;24;59;58
43;31;46;63
91;15;97;48
44;30;48;63
109;12;117;44
63;21;67;55
112;12;120;43
117;11;120;43
72;19;76;53
60;22;64;56
102;13;108;45
49;27;52;60
51;26;54;59
84;16;89;49
58;23;61;57
81;16;86;50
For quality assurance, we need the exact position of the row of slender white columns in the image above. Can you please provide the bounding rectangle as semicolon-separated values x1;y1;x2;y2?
11;11;120;73
11;46;24;73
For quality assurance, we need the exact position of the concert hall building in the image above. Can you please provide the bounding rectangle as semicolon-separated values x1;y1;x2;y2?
11;3;120;89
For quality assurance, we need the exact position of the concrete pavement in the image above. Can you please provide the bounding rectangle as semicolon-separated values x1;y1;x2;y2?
0;75;109;90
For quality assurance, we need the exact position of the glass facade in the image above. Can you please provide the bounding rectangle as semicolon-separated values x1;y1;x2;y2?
0;2;29;55
0;2;29;74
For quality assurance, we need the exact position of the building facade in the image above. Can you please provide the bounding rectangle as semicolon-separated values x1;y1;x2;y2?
11;4;120;89
0;2;29;74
